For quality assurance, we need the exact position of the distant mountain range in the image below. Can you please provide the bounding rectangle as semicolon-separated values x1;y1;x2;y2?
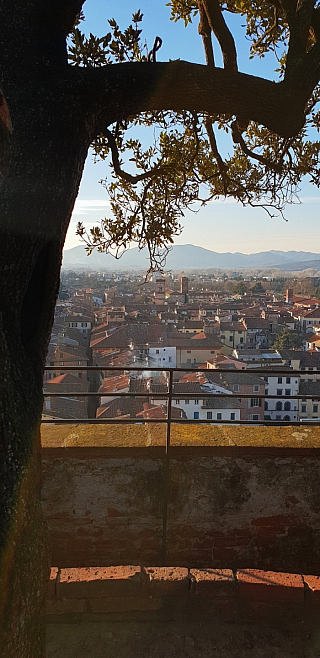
62;244;320;271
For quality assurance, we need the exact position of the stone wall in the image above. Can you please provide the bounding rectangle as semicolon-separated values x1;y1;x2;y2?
41;424;320;573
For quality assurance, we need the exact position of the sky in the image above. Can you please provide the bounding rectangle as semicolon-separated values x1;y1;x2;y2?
65;0;320;255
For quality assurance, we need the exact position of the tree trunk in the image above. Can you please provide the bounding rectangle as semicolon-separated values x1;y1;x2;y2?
0;62;91;655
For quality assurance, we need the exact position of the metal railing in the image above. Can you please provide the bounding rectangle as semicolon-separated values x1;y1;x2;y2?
42;365;320;426
42;364;320;565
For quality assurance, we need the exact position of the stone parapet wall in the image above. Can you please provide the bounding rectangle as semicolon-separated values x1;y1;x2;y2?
42;441;320;572
46;565;320;620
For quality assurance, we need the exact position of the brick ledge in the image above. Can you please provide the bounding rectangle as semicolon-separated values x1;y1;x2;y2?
47;566;320;615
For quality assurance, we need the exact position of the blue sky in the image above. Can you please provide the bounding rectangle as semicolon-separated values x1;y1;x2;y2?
65;0;320;254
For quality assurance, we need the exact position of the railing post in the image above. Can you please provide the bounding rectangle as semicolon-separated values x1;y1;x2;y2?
160;368;174;567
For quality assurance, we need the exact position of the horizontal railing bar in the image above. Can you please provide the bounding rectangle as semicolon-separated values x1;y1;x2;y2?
43;391;169;398
41;418;320;426
44;365;312;376
43;391;320;400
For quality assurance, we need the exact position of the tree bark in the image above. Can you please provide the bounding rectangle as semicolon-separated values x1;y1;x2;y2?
1;1;320;654
0;50;92;658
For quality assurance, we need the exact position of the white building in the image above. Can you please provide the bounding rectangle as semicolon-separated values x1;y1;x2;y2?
263;372;299;422
148;345;176;368
150;379;240;422
66;315;92;335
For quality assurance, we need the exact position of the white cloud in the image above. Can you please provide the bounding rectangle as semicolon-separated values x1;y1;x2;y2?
297;196;320;204
72;198;111;215
204;196;238;205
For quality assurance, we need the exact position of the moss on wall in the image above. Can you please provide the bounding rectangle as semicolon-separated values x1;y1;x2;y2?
41;423;320;449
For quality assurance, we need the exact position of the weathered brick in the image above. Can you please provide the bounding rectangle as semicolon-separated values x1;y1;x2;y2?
303;575;320;603
237;569;304;603
89;596;162;613
46;598;87;615
249;600;288;620
251;516;293;527
144;567;189;596
58;566;141;599
107;507;125;517
213;537;240;548
212;547;238;562
190;569;235;597
76;525;103;538
47;567;59;599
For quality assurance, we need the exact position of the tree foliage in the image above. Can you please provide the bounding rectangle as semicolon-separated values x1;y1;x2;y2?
70;2;320;271
272;326;303;349
233;281;247;294
251;281;265;293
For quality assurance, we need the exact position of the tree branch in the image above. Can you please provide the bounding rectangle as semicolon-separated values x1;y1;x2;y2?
198;3;215;67
200;0;238;71
231;120;282;172
104;127;168;183
282;0;315;81
82;61;307;139
204;117;229;193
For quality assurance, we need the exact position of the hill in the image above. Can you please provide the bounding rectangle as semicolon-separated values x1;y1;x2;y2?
62;244;320;271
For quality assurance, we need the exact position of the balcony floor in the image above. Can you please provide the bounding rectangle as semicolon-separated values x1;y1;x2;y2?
46;615;315;658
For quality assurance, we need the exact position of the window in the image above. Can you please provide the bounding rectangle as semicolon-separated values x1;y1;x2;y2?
221;335;225;340
309;367;314;371
250;398;261;407
276;389;283;396
238;331;242;334
284;401;291;411
176;400;180;405
187;350;191;354
265;401;268;410
253;385;260;392
276;415;282;420
195;399;199;405
194;412;199;419
239;337;244;343
210;351;215;354
252;414;259;421
230;413;235;420
265;389;268;396
229;336;233;341
207;412;212;420
156;349;159;354
217;413;222;420
185;399;189;404
168;356;172;363
285;389;291;396
278;377;283;384
313;405;318;413
286;377;291;384
45;399;51;410
301;405;307;413
276;401;282;411
233;384;239;392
